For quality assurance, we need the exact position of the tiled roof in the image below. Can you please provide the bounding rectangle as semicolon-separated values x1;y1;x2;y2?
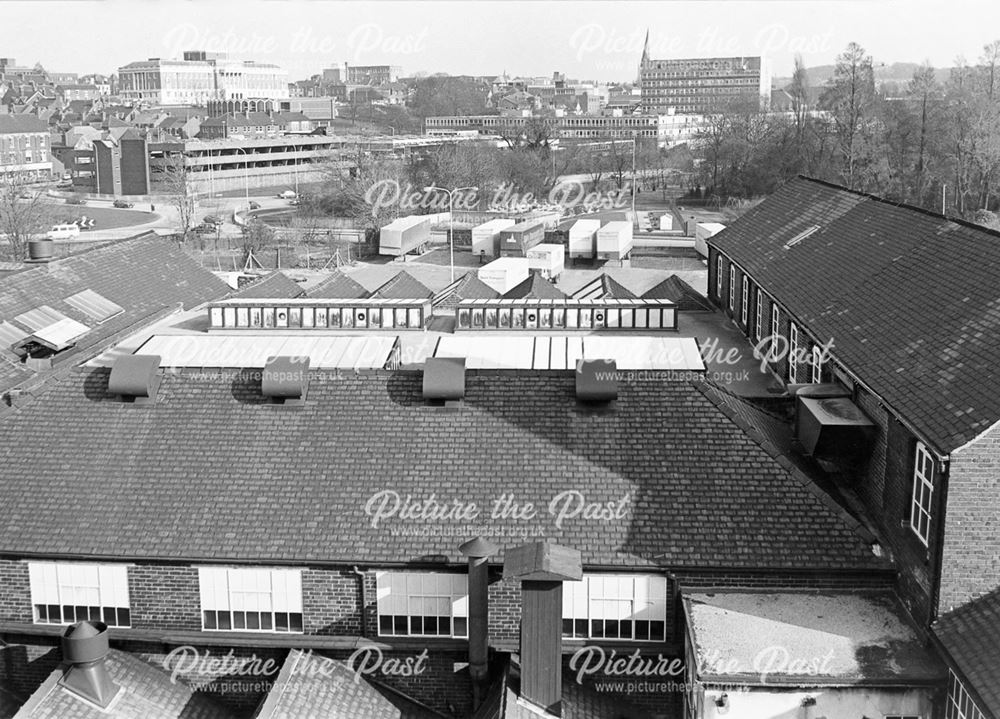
232;272;305;299
370;271;433;300
0;233;229;395
503;274;567;300
14;649;235;719
641;275;713;311
306;271;371;299
0;686;22;719
933;586;1000;716
570;274;637;301
0;371;885;571
432;273;499;308
709;176;1000;454
256;649;442;719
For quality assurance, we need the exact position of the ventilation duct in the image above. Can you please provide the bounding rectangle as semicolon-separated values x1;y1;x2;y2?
575;359;618;402
795;384;875;461
59;621;120;709
108;354;161;405
27;239;55;263
423;357;466;402
262;355;309;405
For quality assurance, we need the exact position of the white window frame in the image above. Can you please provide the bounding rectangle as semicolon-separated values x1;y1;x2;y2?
947;669;986;719
376;572;468;638
29;562;131;627
771;303;780;341
788;321;799;383
562;574;667;642
715;255;723;300
740;277;749;326
910;442;934;546
728;266;735;311
198;567;303;633
754;288;763;342
811;344;824;384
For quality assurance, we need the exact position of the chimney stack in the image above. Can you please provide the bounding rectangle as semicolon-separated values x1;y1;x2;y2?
459;535;499;709
59;621;120;708
502;540;582;716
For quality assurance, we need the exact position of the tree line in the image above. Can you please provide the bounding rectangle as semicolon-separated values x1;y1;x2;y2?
695;40;1000;226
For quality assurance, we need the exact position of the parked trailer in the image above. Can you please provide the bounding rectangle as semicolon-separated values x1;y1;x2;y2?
596;221;634;261
379;215;432;257
694;222;726;258
478;257;531;294
498;221;546;257
471;218;516;258
568;219;602;259
525;243;565;280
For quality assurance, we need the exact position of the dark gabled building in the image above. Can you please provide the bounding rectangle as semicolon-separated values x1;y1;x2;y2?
370;270;433;300
707;175;1000;717
641;275;714;312
502;273;566;300
306;271;371;299
232;271;305;299
93;128;150;196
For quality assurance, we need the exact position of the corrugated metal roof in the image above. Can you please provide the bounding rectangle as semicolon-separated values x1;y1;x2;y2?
29;318;90;351
13;305;70;332
64;289;125;323
136;334;399;370
0;321;29;351
433;335;703;371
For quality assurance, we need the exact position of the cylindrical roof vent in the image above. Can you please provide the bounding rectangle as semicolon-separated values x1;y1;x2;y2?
27;239;55;262
576;359;618;402
262;355;310;404
423;357;466;402
60;621;120;708
108;354;162;404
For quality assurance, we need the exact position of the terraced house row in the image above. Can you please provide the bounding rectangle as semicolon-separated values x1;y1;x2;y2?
0;175;997;718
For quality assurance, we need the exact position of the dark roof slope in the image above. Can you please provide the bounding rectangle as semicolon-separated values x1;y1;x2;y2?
933;586;1000;716
503;274;567;300
709;176;1000;454
306;271;371;299
370;271;433;300
0;233;229;395
232;272;304;299
0;115;48;133
0;371;885;572
570;274;637;301
432;273;500;308
642;275;714;311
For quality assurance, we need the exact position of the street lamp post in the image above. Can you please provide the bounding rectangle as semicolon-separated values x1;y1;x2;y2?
232;146;251;213
424;185;479;283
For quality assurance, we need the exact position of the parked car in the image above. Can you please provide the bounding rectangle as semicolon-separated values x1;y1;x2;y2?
203;214;224;225
113;199;134;209
289;198;300;206
65;196;87;205
55;178;73;189
248;201;261;210
277;190;297;200
193;223;216;235
46;224;81;240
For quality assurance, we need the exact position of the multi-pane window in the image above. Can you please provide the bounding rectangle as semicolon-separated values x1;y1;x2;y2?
811;344;825;384
728;266;735;311
29;563;131;627
198;567;303;633
788;322;800;383
771;304;780;340
910;443;935;546
947;669;986;719
376;572;468;638
715;256;723;299
740;277;749;326
754;288;763;342
562;574;667;642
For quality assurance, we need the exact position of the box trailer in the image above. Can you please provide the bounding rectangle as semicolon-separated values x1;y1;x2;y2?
596;221;633;261
471;218;516;258
478;257;530;294
379;215;431;257
525;243;565;280
568;219;602;259
694;222;726;258
498;221;545;257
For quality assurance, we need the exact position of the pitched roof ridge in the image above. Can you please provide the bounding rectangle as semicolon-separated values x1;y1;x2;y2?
695;380;882;552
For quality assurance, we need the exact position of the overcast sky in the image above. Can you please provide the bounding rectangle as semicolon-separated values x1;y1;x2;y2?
5;0;998;82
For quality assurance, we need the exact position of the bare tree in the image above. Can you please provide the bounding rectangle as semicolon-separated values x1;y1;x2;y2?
161;151;197;243
821;42;877;189
0;171;56;261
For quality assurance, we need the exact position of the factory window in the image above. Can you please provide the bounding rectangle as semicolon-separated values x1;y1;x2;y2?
754;288;763;342
946;669;986;719
563;574;667;641
728;265;735;310
199;567;303;633
376;572;468;638
740;276;749;326
30;562;131;627
715;255;723;299
788;321;800;383
910;442;934;546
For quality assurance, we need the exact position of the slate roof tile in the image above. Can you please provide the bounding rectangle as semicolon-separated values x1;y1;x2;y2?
370;271;433;300
503;274;567;300
933;586;1000;716
642;275;713;311
306;272;371;300
232;272;305;299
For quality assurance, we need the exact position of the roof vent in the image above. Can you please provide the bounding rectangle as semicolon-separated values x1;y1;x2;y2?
423;357;465;405
783;225;820;249
262;355;309;405
59;621;120;709
108;354;161;405
27;238;55;263
576;359;617;402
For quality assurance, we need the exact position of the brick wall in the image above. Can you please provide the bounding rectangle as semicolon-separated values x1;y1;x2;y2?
0;638;60;699
302;568;363;636
0;560;32;624
129;563;202;631
855;386;888;509
939;421;1000;612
